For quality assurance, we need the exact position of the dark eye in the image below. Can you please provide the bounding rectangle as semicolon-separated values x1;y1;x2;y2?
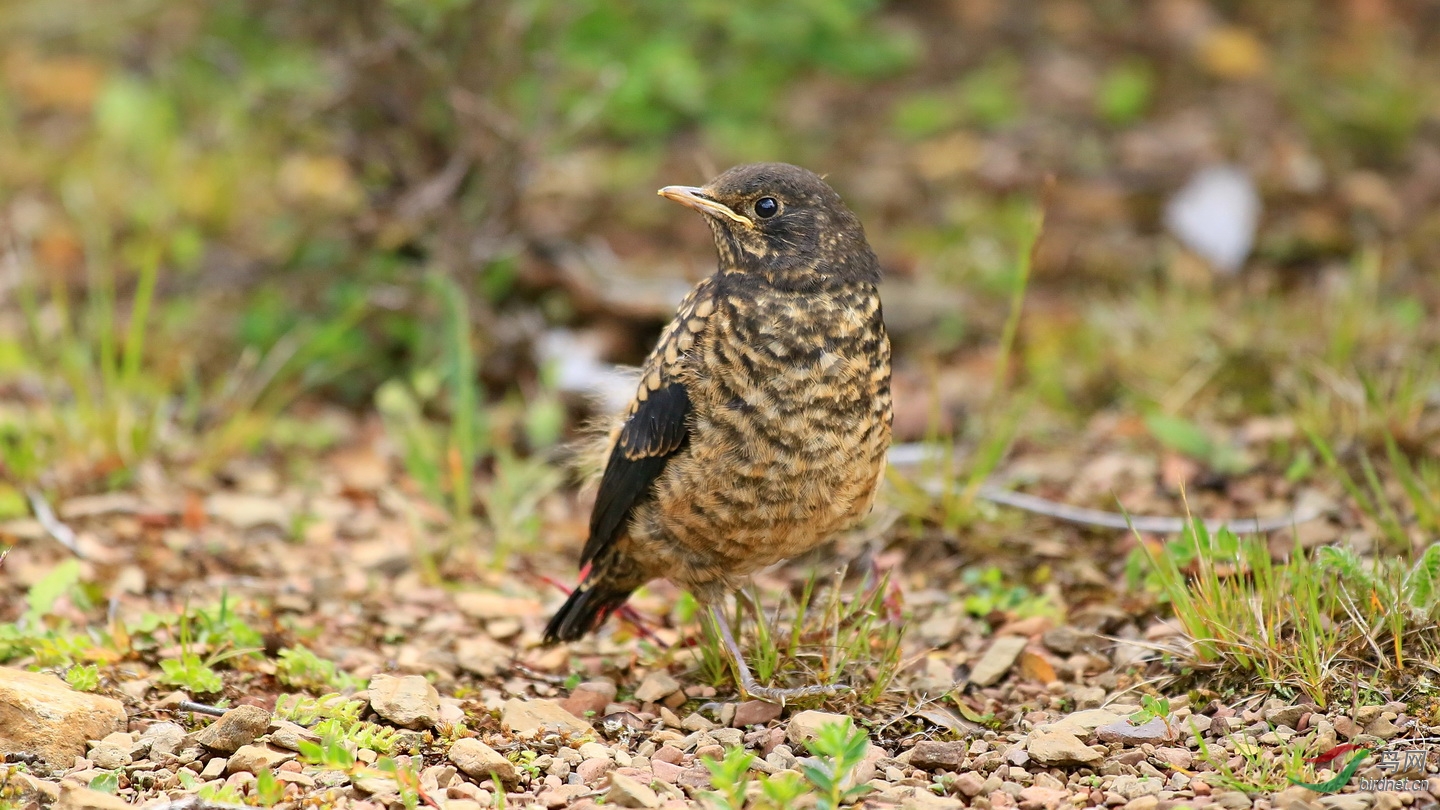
754;197;779;219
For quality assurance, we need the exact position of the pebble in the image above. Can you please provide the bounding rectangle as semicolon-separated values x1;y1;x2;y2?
449;738;518;786
952;771;986;797
368;673;440;729
910;740;967;771
1152;747;1193;770
732;700;783;727
576;757;615;784
1017;785;1068;810
227;743;296;773
634;671;682;703
563;681;617;719
969;636;1029;687
195;705;272;754
502;697;594;735
786;710;856;746
607;772;661;808
1096;717;1175;746
1027;727;1104;767
88;732;134;770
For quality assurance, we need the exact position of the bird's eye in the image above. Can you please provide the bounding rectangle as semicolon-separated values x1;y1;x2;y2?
754;197;779;219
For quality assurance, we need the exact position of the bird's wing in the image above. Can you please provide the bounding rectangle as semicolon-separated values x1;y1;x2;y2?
581;277;718;567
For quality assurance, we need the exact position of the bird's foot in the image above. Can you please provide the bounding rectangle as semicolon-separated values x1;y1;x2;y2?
738;678;850;705
709;602;848;705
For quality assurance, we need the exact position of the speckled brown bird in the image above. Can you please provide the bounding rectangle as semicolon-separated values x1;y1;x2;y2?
543;162;892;701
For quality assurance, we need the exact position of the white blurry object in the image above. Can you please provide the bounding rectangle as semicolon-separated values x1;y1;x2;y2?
1163;165;1261;274
536;329;635;413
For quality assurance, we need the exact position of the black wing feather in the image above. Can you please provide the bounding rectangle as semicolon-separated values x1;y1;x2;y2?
581;382;691;566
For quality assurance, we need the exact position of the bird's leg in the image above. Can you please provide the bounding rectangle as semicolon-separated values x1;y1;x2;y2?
708;603;847;705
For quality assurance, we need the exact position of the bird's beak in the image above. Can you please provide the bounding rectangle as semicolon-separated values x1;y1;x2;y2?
658;185;753;226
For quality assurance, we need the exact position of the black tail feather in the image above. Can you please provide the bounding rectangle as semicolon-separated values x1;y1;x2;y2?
543;580;635;644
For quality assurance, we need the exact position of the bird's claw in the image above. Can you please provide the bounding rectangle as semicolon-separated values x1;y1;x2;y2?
740;680;850;705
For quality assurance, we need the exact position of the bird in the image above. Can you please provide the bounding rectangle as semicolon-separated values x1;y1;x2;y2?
543;162;892;702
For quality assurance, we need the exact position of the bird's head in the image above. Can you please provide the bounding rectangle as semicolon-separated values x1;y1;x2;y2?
659;162;880;291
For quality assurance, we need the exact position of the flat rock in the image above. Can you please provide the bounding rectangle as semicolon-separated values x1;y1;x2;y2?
786;710;856;747
454;635;509;678
1096;716;1175;746
1027;726;1104;767
195;704;272;753
733;700;783;728
449;738;518;786
0;667;127;766
909;740;966;771
89;731;134;769
502;698;593;736
55;783;130;810
140;722;187;759
634;671;682;703
228;743;297;773
368;674;440;729
563;681;617;720
607;772;661;808
454;592;543;620
1045;709;1123;738
1018;785;1069;810
267;719;320;752
968;635;1028;687
205;493;289;529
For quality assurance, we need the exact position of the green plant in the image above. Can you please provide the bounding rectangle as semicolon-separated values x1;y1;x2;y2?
1128;695;1172;734
65;663;100;692
276;646;359;693
696;566;905;704
798;718;873;810
253;768;286;805
959;565;1061;623
699;747;753;810
275;693;366;726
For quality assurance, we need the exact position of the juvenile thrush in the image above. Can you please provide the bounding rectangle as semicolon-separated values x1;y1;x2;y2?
543;162;892;701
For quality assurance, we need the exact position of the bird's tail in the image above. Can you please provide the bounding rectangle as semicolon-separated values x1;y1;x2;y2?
543;564;636;644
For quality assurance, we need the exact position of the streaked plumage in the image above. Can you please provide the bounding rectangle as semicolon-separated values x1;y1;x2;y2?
544;163;892;699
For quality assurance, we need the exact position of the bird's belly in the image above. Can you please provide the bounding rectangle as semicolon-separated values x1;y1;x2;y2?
647;385;887;580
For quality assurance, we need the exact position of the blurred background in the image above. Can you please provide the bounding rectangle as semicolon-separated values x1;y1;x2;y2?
2;0;1437;504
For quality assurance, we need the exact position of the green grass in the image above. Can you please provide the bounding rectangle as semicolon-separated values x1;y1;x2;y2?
1138;507;1440;706
691;566;906;705
700;718;872;810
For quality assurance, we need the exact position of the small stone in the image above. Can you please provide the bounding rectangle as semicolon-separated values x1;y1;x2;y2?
607;772;661;808
1263;704;1308;729
1046;709;1123;738
89;732;134;770
1366;715;1401;739
1018;785;1068;810
454;636;508;678
1111;775;1161;800
449;738;518;786
227;743;296;773
201;756;229;779
1274;786;1317;808
1212;790;1252;809
634;671;682;704
577;757;615;784
1026;726;1103;767
732;700;783;727
268;719;320;752
952;771;986;797
1332;716;1362;740
969;636;1028;687
206;493;289;529
1041;626;1088;654
1072;685;1106;709
0;667;128;767
140;722;187;759
909;740;967;771
681;712;716;732
55;783;130;810
786;710;856;747
1095;717;1175;746
1124;797;1159;810
195;705;272;754
368;674;440;729
1152;747;1193;770
563;681;617;719
502;698;593;735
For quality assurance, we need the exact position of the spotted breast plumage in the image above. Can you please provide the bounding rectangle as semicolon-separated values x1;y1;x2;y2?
543;162;892;701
